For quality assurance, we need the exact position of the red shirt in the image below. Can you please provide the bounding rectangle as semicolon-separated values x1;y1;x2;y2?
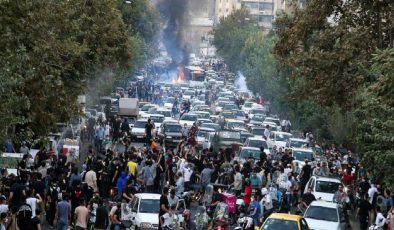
343;174;353;185
244;185;251;205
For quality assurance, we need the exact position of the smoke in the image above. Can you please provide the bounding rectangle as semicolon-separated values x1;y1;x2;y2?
235;71;250;92
156;0;190;65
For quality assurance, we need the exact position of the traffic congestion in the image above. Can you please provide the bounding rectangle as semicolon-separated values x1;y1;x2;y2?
1;55;392;230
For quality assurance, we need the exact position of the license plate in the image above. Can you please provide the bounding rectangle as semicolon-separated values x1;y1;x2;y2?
173;140;180;142
137;136;143;138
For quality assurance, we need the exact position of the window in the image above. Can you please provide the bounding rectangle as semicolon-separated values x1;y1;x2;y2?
259;2;273;11
300;218;309;230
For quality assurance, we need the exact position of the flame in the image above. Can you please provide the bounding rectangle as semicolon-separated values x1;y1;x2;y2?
177;65;185;83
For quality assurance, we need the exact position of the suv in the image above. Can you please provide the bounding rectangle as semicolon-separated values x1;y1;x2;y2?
304;176;343;202
158;123;183;148
304;200;347;230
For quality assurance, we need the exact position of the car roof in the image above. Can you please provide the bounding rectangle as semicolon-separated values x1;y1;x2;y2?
251;126;265;130
149;114;164;117
309;200;339;209
241;147;260;151
267;213;303;221
272;131;292;135
199;127;215;132
136;119;148;122
312;176;342;183
135;193;161;200
247;137;266;141
290;138;308;142
226;119;245;123
292;147;314;153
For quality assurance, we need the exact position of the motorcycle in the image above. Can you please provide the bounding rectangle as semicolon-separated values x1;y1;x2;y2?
213;202;230;230
234;215;255;230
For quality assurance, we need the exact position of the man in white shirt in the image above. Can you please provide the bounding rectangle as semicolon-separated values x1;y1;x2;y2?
26;191;42;218
0;196;8;214
264;125;270;140
368;184;378;204
260;188;273;220
84;168;98;192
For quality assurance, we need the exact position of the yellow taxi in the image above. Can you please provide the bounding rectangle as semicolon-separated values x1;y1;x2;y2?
260;213;310;230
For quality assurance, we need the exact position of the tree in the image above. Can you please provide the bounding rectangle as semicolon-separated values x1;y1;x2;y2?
274;0;394;109
212;9;257;71
0;0;132;142
356;49;394;185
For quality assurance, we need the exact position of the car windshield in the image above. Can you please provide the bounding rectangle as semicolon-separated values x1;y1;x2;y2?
316;181;342;193
276;133;292;142
141;105;154;111
166;97;175;104
134;121;147;128
197;113;210;119
164;125;182;133
138;199;160;214
219;131;241;141
244;102;253;108
222;113;235;119
251;109;265;115
247;140;268;149
181;114;197;121
293;151;313;161
201;123;219;131
234;110;245;116
305;206;338;222
239;149;260;160
290;140;309;148
184;91;194;96
197;131;208;138
251;116;264;122
157;110;171;117
252;128;265;136
224;104;236;110
150;116;164;123
228;122;245;129
262;219;298;230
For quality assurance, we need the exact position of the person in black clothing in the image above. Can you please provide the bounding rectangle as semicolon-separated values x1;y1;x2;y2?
260;147;267;162
120;118;130;136
159;187;170;230
356;194;372;230
95;198;109;230
301;188;316;209
145;119;154;147
31;209;42;230
299;160;312;196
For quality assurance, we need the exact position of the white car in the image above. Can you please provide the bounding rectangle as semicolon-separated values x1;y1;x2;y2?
287;138;309;148
243;137;270;155
304;176;343;202
194;111;211;119
264;117;281;127
262;121;278;131
266;131;293;149
249;127;266;139
304;200;347;230
182;90;195;100
164;97;175;109
130;119;148;141
179;113;198;127
225;119;247;132
127;193;161;229
196;127;216;148
139;104;157;117
292;148;315;171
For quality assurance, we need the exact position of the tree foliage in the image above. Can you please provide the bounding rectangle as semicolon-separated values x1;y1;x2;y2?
356;49;394;185
0;0;133;142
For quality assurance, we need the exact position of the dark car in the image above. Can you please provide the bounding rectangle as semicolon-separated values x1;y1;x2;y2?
158;123;183;148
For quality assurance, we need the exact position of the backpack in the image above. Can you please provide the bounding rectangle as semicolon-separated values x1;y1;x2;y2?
17;203;32;230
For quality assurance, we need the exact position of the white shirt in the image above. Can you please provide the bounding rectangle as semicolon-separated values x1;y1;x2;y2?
183;168;193;182
375;212;386;227
261;194;273;210
161;213;171;227
26;197;38;218
0;204;8;214
368;186;377;204
264;129;270;139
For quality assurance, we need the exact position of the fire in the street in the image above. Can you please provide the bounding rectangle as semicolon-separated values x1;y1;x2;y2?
172;65;185;84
